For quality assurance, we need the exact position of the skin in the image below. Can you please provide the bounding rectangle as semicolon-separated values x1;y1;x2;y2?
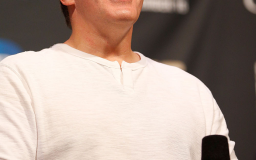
60;0;144;66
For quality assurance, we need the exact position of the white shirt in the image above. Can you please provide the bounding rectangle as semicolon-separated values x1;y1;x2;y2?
0;44;238;160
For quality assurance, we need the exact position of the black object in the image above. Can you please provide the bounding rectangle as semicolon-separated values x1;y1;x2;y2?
201;135;230;160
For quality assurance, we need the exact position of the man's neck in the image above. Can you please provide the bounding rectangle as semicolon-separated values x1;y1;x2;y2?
64;20;140;67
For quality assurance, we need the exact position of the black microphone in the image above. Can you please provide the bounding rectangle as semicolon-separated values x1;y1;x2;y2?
201;135;230;160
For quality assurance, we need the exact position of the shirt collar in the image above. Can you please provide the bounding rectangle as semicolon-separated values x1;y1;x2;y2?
51;43;148;70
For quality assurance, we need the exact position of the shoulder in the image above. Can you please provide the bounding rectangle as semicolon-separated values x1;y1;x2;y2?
145;57;213;97
146;58;204;84
0;45;63;72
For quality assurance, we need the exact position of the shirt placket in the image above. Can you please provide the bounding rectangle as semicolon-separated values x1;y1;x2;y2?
111;62;134;90
121;68;133;90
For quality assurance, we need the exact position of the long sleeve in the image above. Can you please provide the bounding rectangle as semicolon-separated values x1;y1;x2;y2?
210;98;237;160
199;82;238;160
0;64;37;160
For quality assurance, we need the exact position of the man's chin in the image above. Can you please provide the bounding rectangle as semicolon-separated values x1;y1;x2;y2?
110;0;133;3
112;10;138;21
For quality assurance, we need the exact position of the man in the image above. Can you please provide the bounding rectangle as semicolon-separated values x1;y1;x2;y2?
0;0;238;159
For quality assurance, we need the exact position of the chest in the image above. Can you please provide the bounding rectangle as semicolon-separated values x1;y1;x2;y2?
31;69;205;159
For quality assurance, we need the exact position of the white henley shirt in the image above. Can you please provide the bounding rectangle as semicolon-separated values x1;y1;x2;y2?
0;44;238;160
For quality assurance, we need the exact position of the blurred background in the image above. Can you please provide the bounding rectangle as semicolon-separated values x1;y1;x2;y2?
0;0;256;159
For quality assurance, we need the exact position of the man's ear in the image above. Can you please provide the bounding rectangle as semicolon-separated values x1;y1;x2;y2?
60;0;75;6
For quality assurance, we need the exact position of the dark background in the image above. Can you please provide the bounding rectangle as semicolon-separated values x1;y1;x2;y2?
0;0;255;159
